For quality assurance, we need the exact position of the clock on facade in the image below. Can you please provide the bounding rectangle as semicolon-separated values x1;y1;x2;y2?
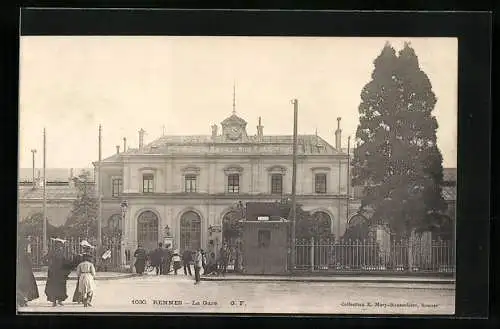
227;126;242;140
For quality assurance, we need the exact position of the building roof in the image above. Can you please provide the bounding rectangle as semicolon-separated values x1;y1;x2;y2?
100;134;344;162
221;113;247;126
18;168;94;183
18;185;81;200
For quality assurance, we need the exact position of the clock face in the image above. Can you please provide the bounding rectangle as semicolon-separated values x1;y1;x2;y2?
227;126;242;140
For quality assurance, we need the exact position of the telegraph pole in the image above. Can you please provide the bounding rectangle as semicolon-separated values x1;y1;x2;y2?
42;129;47;254
97;125;102;247
290;99;298;271
31;149;37;189
346;136;351;222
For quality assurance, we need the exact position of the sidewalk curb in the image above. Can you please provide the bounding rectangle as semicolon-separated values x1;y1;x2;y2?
200;277;456;285
35;273;137;281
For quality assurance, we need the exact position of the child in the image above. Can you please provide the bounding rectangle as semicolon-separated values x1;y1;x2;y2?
76;253;96;307
171;250;181;275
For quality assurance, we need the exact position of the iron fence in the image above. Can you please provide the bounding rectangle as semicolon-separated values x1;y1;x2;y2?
294;238;455;273
23;236;123;272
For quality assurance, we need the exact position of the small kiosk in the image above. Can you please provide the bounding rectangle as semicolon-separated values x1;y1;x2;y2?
241;203;290;275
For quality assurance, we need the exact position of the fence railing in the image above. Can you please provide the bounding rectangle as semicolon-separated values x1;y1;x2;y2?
24;236;123;272
294;238;455;273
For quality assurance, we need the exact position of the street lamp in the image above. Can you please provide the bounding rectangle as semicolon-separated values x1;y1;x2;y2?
120;200;128;267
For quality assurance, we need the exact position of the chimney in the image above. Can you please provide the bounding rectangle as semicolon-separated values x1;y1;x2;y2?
116;145;120;154
138;129;145;151
123;137;127;152
257;116;264;139
211;124;218;139
335;117;342;150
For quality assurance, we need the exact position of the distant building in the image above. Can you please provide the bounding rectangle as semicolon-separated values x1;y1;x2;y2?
17;168;94;227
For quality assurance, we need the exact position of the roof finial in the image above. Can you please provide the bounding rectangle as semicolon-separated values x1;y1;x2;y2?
162;125;166;136
232;82;236;115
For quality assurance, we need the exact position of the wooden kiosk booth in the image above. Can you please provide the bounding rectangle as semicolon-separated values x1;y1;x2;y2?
241;202;290;275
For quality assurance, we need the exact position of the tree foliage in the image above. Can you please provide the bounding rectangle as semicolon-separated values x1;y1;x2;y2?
63;170;99;239
278;201;334;239
352;42;446;237
19;212;62;238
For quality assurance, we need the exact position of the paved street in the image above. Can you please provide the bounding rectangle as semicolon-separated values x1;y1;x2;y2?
19;274;455;314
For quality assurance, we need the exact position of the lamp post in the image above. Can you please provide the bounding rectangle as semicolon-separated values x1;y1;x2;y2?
120;200;128;267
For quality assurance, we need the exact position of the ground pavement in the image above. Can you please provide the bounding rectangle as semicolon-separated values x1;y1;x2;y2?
19;273;455;315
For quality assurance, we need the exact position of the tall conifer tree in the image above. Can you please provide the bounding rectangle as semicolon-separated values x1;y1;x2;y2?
352;42;446;237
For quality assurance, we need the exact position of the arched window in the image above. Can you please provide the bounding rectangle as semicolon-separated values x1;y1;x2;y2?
311;211;332;236
137;211;159;251
344;213;370;241
180;211;201;252
348;213;369;227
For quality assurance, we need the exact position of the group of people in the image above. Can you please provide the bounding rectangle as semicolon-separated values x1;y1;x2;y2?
17;238;98;308
132;243;233;283
16;239;239;308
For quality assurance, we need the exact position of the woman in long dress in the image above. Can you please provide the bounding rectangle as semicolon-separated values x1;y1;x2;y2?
16;240;39;307
76;254;96;307
71;252;85;303
44;241;73;307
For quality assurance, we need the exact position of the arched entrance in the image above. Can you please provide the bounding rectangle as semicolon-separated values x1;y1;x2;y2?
344;213;371;241
311;211;333;238
180;211;201;252
137;210;159;252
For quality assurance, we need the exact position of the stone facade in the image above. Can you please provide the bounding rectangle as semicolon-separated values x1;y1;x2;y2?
96;113;350;257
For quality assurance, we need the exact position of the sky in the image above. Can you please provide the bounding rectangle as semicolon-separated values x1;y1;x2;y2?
19;36;457;169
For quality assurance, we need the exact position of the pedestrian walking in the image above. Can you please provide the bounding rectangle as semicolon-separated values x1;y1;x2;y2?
201;250;207;275
194;249;203;284
171;249;181;275
182;249;193;276
44;238;74;307
133;244;147;275
150;243;164;276
219;243;230;276
204;252;218;276
16;238;39;307
71;252;85;304
162;244;173;275
72;240;95;304
75;253;96;307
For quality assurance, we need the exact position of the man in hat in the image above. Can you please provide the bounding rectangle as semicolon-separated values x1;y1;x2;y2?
193;249;203;285
45;239;74;307
149;243;164;276
162;244;173;275
182;249;193;276
133;244;147;275
219;243;230;277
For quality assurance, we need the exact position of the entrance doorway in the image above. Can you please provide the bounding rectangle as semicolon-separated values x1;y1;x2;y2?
180;211;201;252
137;210;159;252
